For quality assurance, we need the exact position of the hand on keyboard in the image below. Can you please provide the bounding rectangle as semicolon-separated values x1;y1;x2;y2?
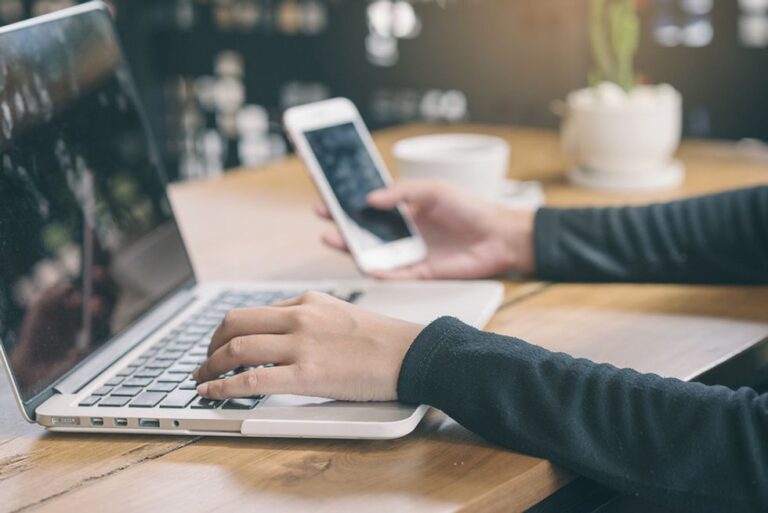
80;290;312;411
193;292;424;402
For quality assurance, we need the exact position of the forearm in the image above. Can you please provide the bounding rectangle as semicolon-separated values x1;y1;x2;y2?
398;317;768;513
533;186;768;284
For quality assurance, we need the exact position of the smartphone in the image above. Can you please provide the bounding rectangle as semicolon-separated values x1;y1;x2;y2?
284;98;427;274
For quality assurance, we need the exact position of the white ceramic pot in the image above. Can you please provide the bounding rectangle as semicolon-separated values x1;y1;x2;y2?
561;83;685;191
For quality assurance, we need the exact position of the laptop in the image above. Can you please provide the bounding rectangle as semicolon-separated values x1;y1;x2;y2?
0;2;503;439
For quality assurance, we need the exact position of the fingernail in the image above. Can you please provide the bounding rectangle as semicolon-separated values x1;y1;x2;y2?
197;383;208;396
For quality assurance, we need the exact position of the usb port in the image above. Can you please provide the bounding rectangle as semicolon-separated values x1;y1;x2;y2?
52;417;80;426
139;418;160;428
114;418;128;427
90;417;104;427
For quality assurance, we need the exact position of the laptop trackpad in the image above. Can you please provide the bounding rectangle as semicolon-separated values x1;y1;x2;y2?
260;395;335;407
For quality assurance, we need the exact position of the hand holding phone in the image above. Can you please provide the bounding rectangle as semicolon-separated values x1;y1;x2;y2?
284;98;427;274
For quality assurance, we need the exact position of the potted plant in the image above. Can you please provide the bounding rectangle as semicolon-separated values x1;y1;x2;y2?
561;0;684;191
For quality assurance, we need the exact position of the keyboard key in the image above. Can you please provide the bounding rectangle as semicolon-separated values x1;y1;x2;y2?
184;326;210;336
159;390;198;408
92;386;113;396
154;353;179;361
79;395;100;407
222;397;263;410
115;368;133;377
124;377;153;387
158;372;187;383
157;349;184;359
145;359;174;369
105;376;125;387
148;381;178;393
98;396;131;407
168;363;197;374
174;333;199;343
224;291;250;299
132;357;149;367
130;392;167;408
193;318;219;328
134;367;163;378
179;380;198;390
190;397;223;409
169;340;196;350
112;386;142;397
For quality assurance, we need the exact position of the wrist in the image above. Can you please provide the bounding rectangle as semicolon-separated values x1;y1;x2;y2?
497;207;537;276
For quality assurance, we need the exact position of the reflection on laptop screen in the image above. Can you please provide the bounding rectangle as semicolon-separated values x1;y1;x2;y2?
0;7;195;402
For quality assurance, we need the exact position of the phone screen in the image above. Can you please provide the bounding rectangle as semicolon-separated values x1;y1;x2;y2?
304;122;413;250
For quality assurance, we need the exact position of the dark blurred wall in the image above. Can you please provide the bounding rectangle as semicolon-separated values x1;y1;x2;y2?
1;0;766;181
320;0;589;130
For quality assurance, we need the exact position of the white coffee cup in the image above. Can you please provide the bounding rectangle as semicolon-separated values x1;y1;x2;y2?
392;134;510;199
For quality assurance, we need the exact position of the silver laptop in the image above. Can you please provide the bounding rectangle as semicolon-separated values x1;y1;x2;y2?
0;2;503;439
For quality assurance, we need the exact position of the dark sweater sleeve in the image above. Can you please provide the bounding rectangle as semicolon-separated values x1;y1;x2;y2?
398;317;768;513
534;186;768;284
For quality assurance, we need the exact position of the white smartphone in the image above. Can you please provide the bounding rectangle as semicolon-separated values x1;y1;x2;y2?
284;98;427;274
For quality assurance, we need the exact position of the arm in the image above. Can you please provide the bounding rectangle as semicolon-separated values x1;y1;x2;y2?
316;182;768;284
535;186;768;284
398;316;768;513
195;182;768;512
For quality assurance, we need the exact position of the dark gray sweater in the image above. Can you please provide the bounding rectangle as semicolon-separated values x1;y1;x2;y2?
397;186;768;513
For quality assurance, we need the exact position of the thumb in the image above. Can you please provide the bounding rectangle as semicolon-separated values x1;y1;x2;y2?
367;180;438;210
366;187;402;210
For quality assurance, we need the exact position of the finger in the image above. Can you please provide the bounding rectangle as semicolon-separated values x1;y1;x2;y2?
367;180;440;210
370;262;433;281
270;295;304;308
321;229;349;252
195;334;292;383
197;366;299;399
313;202;332;220
208;307;294;357
271;290;334;308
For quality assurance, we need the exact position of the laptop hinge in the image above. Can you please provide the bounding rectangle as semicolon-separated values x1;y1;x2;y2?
53;287;197;395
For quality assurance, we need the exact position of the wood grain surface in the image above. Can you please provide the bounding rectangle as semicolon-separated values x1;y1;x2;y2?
1;124;767;513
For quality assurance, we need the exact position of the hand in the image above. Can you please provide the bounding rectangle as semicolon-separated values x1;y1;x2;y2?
315;180;536;280
193;292;423;401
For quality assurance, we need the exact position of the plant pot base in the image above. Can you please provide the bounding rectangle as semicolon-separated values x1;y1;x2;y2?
567;160;685;192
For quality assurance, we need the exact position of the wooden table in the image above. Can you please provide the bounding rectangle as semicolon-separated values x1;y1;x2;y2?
2;124;767;513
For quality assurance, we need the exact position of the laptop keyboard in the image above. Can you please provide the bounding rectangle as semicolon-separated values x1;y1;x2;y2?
78;289;352;411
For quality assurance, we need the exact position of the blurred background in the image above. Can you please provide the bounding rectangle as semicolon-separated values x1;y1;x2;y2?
1;0;766;182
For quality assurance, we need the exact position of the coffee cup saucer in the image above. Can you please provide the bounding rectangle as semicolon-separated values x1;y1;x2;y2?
568;160;685;192
492;180;546;210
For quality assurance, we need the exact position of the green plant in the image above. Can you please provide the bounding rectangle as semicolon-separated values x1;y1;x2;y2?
589;0;640;92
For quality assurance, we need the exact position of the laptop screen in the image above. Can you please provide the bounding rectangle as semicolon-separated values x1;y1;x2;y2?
0;6;195;404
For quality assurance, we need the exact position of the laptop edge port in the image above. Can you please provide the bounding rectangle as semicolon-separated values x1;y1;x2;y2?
90;417;104;427
114;418;128;427
139;418;160;428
